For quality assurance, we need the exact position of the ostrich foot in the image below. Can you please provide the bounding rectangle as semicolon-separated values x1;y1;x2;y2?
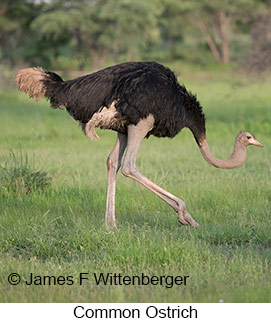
177;209;200;227
174;199;199;226
105;222;118;232
104;215;118;232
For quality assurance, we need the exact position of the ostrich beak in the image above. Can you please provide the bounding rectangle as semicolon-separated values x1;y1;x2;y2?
251;138;264;147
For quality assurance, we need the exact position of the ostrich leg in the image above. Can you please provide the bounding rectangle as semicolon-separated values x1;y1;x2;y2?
121;115;199;226
105;132;127;230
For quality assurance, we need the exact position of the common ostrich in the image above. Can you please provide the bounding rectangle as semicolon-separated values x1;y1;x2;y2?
15;62;263;230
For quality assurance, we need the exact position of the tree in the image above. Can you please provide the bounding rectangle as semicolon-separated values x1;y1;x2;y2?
173;0;257;64
99;0;161;61
30;0;161;70
0;0;38;65
246;1;271;75
1;0;268;70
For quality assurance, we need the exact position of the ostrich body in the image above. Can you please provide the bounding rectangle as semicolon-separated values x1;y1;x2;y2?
15;62;263;229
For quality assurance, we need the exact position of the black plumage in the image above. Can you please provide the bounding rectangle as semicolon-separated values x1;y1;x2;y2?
44;62;206;141
22;62;206;143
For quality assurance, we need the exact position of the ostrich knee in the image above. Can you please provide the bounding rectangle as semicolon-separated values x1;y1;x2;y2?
107;155;118;173
121;164;137;178
107;151;124;174
121;149;140;177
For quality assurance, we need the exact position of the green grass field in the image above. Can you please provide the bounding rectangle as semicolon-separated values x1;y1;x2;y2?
0;70;270;302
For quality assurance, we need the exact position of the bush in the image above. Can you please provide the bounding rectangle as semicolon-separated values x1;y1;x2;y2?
0;151;51;195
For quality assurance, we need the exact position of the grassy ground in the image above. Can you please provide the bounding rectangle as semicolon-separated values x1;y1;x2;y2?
0;70;270;302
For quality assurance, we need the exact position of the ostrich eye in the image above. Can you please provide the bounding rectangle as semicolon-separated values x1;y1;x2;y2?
247;136;251;139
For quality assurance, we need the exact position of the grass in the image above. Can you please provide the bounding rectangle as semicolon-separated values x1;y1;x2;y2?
0;69;270;302
0;150;51;195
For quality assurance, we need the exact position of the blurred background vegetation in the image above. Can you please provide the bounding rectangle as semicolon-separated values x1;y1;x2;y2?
1;1;271;303
0;0;271;81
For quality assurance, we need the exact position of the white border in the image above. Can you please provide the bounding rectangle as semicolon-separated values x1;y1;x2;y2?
1;303;270;323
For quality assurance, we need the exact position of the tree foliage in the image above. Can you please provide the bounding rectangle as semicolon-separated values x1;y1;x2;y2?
0;0;270;72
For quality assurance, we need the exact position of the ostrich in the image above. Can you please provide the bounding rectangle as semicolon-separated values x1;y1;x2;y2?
15;61;263;230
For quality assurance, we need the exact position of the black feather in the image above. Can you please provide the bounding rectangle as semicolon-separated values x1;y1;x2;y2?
43;62;206;142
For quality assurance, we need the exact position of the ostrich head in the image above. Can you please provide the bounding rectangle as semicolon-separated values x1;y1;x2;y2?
237;131;263;147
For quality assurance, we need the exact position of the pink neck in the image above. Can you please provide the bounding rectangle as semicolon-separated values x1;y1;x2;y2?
199;138;247;169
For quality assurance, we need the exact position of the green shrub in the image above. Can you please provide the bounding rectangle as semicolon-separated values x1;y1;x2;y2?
0;151;51;195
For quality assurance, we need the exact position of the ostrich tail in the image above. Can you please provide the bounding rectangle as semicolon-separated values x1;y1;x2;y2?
15;68;47;100
15;67;64;102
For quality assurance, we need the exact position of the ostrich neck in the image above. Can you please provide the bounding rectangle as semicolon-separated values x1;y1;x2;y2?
199;138;247;169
